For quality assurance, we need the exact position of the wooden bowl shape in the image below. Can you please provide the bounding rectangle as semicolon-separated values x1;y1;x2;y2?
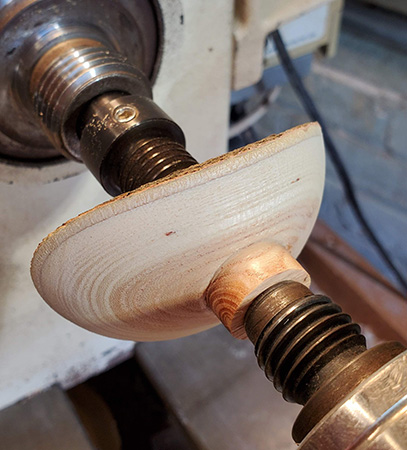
31;123;325;341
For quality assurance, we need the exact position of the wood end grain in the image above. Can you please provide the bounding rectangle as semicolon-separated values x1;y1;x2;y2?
205;242;311;339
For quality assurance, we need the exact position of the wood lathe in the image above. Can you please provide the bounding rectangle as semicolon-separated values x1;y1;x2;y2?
1;0;405;447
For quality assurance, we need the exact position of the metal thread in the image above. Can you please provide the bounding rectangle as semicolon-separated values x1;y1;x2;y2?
79;92;194;196
245;281;366;405
34;46;119;127
30;38;151;160
29;28;196;193
117;136;198;192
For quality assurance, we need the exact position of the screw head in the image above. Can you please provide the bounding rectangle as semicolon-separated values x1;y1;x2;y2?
113;105;137;123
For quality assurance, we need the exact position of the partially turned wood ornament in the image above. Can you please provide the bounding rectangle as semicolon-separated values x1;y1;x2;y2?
31;123;325;341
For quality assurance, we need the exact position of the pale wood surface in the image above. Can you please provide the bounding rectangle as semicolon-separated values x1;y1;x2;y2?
206;242;310;339
31;123;324;341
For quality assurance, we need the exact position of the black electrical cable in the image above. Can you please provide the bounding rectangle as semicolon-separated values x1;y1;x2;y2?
271;29;407;294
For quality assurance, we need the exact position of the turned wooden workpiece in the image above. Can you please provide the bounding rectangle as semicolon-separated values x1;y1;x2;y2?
206;242;310;339
31;123;324;341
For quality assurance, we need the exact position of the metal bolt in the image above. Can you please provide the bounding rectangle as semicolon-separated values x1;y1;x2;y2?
113;105;137;123
244;280;406;444
80;93;198;196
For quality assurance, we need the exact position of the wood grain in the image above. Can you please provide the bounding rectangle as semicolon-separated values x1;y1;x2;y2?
31;123;325;341
206;242;310;339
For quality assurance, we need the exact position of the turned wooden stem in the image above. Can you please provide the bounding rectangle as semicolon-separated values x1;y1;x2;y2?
205;242;311;339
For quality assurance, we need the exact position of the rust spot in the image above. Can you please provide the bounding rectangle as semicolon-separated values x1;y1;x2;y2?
291;178;300;184
235;0;250;25
165;231;175;236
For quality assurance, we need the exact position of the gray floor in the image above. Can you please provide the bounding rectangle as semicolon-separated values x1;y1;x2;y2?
136;325;301;450
0;387;94;450
255;2;407;291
